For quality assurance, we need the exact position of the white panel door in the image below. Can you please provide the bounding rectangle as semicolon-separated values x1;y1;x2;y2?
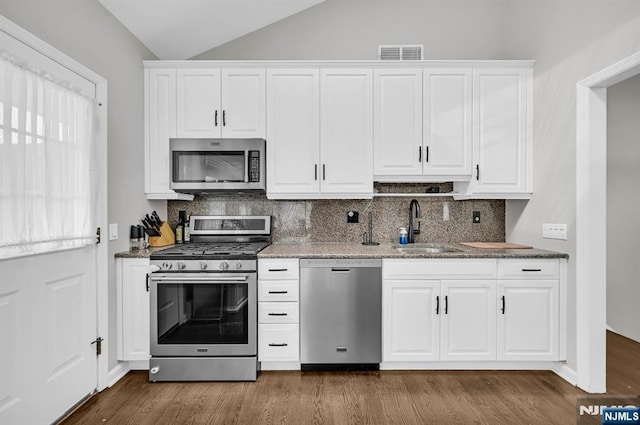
373;69;423;176
423;69;473;179
498;281;559;361
383;280;440;362
146;68;177;196
266;69;320;196
440;280;496;361
472;69;528;193
0;248;98;424
221;69;265;138
0;285;22;424
320;68;373;195
117;259;150;362
177;68;221;138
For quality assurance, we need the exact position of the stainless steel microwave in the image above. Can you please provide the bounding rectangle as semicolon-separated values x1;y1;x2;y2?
169;138;266;193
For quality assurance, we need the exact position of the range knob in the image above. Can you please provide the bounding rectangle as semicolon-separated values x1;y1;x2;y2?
235;261;242;270
176;261;186;270
162;262;172;270
219;261;229;271
200;261;208;270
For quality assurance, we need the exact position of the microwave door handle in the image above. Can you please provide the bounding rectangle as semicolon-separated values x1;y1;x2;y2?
245;150;250;183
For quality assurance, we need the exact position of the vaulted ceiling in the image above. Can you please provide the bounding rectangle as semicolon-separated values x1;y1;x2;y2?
98;0;327;59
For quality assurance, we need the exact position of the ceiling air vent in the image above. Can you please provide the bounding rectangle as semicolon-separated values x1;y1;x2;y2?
378;45;424;61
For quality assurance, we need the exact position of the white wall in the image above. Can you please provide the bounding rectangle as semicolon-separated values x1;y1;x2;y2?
606;73;640;343
192;0;508;60
503;1;640;370
0;1;163;369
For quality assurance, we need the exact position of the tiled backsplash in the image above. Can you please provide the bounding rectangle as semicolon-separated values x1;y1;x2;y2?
168;183;505;244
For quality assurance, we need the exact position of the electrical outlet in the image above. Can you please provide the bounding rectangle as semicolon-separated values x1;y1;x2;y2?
472;211;481;224
542;223;568;240
347;211;359;223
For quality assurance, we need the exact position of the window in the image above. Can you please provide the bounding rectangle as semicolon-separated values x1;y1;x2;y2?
0;53;98;259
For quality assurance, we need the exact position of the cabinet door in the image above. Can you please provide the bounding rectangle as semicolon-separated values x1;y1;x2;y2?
221;68;265;138
423;69;472;179
320;69;373;196
266;69;320;197
117;259;150;362
471;69;529;194
146;68;178;198
373;69;423;176
176;68;221;138
497;281;559;361
440;280;496;361
383;280;440;362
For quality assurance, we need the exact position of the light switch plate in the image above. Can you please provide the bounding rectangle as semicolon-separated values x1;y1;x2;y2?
109;223;118;241
542;223;567;240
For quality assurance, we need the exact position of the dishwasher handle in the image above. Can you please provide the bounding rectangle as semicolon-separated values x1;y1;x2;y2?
331;268;351;273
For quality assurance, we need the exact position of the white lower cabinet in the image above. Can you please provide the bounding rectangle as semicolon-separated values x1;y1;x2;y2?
258;258;300;369
383;258;564;366
383;280;440;361
440;280;496;361
116;258;150;363
496;259;561;361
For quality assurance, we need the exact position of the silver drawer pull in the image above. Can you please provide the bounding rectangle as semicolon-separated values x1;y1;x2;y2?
268;268;288;272
268;343;288;347
268;313;288;316
522;268;542;272
268;290;288;294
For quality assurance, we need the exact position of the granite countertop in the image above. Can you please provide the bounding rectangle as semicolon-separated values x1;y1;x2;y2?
258;243;569;259
115;242;568;259
114;245;173;258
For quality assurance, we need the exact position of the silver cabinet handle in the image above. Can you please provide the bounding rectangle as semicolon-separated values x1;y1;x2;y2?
268;343;288;347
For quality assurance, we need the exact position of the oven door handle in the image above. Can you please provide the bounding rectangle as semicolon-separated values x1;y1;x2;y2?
150;275;249;283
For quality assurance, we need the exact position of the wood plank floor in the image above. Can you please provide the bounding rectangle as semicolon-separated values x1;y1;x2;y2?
61;331;640;425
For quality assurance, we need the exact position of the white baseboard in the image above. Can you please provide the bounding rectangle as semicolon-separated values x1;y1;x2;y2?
260;361;301;371
552;363;577;386
107;362;130;388
380;361;565;371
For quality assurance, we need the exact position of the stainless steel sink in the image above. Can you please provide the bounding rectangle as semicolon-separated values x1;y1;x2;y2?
395;244;461;254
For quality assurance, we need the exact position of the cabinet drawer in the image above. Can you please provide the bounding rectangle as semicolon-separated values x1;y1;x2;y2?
258;280;299;302
259;324;299;361
383;258;497;280
258;258;299;280
259;302;299;324
498;259;559;279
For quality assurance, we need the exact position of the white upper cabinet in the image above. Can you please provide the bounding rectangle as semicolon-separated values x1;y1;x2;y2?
266;68;321;196
374;68;472;182
145;68;192;200
176;68;265;139
454;68;532;199
320;68;373;196
423;69;473;179
266;68;373;199
373;69;423;176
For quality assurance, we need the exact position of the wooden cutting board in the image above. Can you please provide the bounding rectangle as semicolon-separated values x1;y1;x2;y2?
460;242;533;249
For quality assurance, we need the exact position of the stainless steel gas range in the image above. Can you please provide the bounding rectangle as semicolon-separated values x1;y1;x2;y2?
148;215;271;382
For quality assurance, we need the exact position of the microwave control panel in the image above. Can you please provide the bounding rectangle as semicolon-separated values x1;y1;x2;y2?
249;151;260;182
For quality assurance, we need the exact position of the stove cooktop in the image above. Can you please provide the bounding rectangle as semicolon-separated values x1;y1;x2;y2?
150;241;270;260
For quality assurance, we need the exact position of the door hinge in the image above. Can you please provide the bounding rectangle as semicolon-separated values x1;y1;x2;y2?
96;227;101;244
91;337;104;356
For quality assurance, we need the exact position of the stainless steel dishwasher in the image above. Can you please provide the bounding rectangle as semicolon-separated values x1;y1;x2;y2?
300;258;382;370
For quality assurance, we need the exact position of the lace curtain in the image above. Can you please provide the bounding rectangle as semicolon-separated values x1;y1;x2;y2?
0;53;98;259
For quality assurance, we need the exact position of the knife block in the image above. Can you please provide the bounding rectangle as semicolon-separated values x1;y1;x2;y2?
149;222;175;247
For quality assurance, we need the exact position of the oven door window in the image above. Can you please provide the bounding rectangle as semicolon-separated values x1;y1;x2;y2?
173;151;246;183
156;283;249;345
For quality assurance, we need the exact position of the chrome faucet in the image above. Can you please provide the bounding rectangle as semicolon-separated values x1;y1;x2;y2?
408;199;421;244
